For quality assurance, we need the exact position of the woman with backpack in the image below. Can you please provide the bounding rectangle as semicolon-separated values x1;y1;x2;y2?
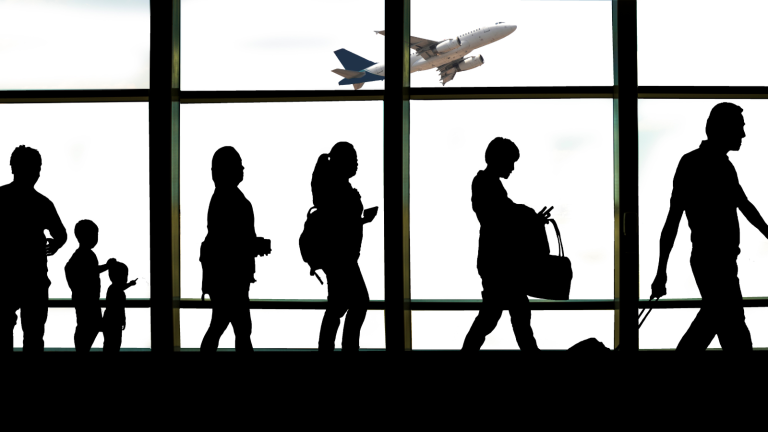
312;142;378;351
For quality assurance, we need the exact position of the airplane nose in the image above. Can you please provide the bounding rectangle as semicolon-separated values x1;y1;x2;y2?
509;24;517;34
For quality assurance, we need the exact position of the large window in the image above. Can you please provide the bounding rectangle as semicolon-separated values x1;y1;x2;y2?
4;0;766;351
0;0;150;90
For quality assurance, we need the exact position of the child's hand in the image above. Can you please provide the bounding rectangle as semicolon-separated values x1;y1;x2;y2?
127;278;137;288
122;324;126;331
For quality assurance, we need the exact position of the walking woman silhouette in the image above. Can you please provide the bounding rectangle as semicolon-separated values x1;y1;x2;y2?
313;142;378;351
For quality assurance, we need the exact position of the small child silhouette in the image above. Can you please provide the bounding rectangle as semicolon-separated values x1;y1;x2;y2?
102;261;136;353
65;220;115;352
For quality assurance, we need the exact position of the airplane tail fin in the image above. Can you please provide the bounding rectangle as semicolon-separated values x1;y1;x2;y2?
334;49;376;71
332;69;366;79
353;83;364;90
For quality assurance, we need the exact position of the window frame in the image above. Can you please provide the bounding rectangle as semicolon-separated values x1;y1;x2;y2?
3;0;767;352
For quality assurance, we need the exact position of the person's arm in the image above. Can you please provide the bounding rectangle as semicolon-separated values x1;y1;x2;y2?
737;185;768;240
45;201;67;256
652;203;684;299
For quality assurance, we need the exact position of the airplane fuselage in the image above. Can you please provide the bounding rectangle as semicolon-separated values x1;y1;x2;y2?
362;23;517;77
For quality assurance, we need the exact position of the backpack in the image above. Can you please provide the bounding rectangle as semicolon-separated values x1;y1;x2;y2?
299;154;333;284
299;206;327;284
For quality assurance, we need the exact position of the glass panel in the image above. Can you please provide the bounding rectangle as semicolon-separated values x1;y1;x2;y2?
412;310;613;350
0;0;150;90
639;307;768;350
180;309;385;349
181;0;384;90
180;102;384;300
411;99;614;300
0;103;151;299
638;0;768;86
13;307;151;350
639;100;768;300
411;0;613;88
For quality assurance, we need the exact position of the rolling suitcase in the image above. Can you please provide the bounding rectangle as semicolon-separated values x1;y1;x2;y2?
568;298;659;351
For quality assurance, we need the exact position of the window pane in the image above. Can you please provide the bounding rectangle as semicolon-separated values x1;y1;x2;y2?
181;0;384;90
0;0;150;90
180;102;384;300
412;310;614;350
0;103;151;299
639;307;768;350
411;99;614;300
638;0;768;86
180;309;385;349
411;0;613;88
639;100;768;300
13;307;151;350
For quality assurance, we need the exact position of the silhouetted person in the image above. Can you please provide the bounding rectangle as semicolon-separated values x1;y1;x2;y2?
65;220;116;352
314;142;378;351
200;146;271;352
462;138;551;351
2;145;67;351
102;261;136;353
652;103;768;351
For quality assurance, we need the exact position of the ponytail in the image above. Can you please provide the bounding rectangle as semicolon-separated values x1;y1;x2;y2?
311;153;331;208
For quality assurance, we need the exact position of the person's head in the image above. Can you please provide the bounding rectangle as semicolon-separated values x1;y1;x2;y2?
74;219;99;249
706;102;745;151
485;137;519;179
109;261;128;285
211;146;244;187
329;142;358;179
10;145;42;188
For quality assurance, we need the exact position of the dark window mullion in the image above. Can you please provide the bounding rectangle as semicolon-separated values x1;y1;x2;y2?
613;0;639;351
383;0;411;351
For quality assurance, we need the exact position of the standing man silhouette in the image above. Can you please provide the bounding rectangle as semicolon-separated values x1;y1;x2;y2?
2;145;67;351
462;138;551;351
200;146;270;352
652;102;768;350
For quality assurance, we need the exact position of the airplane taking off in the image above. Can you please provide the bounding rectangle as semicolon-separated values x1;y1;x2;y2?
332;22;517;89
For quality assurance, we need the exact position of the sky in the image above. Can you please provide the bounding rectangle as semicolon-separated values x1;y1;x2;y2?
3;0;768;349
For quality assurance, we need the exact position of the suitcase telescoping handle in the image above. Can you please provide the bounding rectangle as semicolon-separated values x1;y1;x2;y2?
614;297;659;351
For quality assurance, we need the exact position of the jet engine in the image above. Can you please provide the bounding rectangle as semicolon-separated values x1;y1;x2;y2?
457;55;484;71
435;37;462;53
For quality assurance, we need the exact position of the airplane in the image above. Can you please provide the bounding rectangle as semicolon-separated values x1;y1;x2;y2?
332;22;517;90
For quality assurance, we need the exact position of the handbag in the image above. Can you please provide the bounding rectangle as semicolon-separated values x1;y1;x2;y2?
527;219;572;300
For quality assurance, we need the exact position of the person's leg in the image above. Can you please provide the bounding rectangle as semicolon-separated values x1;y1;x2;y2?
201;291;232;352
75;302;102;352
462;285;504;351
318;266;347;351
710;259;752;351
103;323;120;353
509;290;539;351
678;254;751;350
229;287;253;352
8;292;20;352
341;263;369;352
677;307;717;350
21;284;49;352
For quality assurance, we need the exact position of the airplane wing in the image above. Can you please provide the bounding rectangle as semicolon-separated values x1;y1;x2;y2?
436;57;466;85
375;30;441;59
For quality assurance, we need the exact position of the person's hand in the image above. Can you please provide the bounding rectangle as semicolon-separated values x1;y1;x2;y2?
127;278;137;288
122;324;126;331
362;206;379;224
537;206;553;224
255;237;271;257
45;239;60;256
651;273;667;299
